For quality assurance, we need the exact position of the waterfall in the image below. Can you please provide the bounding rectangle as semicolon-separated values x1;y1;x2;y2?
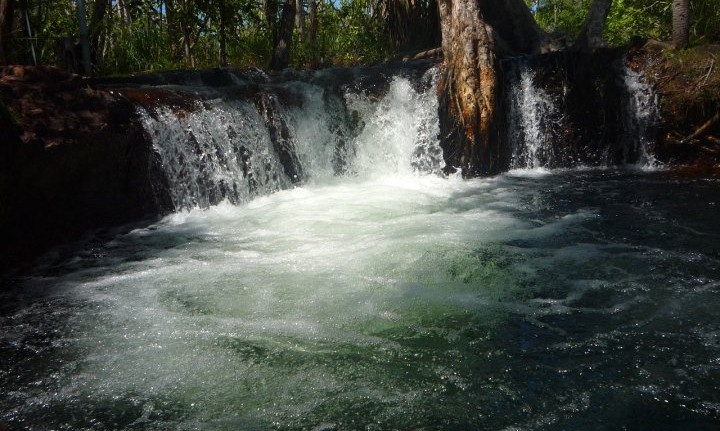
136;64;444;210
622;65;659;167
136;51;658;209
504;52;659;170
506;64;563;169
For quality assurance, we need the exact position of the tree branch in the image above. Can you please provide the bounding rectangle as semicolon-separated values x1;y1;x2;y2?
680;111;720;144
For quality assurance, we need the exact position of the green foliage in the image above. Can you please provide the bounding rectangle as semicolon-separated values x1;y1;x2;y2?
690;0;720;42
527;0;720;46
18;0;719;74
13;0;393;74
605;0;672;45
311;0;391;66
101;18;177;75
29;0;76;66
528;0;591;38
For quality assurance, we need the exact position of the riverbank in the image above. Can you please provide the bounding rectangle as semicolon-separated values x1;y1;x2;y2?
636;43;720;170
0;66;169;273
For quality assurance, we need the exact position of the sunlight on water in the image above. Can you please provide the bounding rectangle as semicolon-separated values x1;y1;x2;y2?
3;170;720;430
2;63;720;430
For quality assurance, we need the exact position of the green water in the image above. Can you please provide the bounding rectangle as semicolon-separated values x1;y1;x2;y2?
2;169;720;430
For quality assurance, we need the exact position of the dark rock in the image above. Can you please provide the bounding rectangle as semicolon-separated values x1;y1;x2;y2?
0;66;172;274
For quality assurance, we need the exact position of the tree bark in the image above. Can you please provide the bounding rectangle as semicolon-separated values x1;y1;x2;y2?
672;0;690;49
437;0;501;176
0;0;16;64
165;0;182;62
264;0;278;45
574;0;613;50
269;0;295;70
475;0;546;54
437;0;615;176
117;0;131;24
182;26;194;68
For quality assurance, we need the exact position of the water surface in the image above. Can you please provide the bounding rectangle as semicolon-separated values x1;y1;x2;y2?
2;169;720;430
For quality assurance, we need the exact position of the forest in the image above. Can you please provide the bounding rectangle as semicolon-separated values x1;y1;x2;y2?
0;0;718;75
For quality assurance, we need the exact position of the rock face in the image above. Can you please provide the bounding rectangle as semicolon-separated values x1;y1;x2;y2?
0;66;171;272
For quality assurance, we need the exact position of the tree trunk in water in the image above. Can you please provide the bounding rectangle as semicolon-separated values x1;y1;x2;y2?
437;0;614;176
437;0;547;176
182;27;194;68
437;0;501;176
574;0;613;50
0;0;16;64
269;0;295;70
672;0;690;49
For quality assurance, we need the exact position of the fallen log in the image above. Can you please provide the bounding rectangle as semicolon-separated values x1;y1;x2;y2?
680;111;720;144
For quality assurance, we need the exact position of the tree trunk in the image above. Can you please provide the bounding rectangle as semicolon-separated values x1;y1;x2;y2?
0;0;16;64
165;0;182;62
437;0;615;176
307;0;318;68
182;27;193;68
475;0;546;54
437;0;501;176
295;0;304;41
672;0;690;49
76;0;93;75
219;0;227;66
117;0;131;24
269;0;295;70
437;0;547;176
264;0;278;44
574;0;613;50
89;0;108;67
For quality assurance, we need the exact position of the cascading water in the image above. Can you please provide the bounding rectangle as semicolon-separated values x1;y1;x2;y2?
3;58;720;431
138;100;293;208
622;65;660;167
506;65;563;169
138;65;443;210
505;52;660;170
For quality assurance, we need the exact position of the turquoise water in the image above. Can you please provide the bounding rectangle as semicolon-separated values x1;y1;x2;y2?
2;168;720;430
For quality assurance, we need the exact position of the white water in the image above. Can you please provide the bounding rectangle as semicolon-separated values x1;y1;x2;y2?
19;170;606;429
506;59;659;170
507;65;562;169
622;65;660;168
5;66;604;428
139;67;443;210
9;63;709;430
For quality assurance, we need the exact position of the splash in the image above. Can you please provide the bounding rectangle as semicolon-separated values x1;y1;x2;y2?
137;66;444;210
